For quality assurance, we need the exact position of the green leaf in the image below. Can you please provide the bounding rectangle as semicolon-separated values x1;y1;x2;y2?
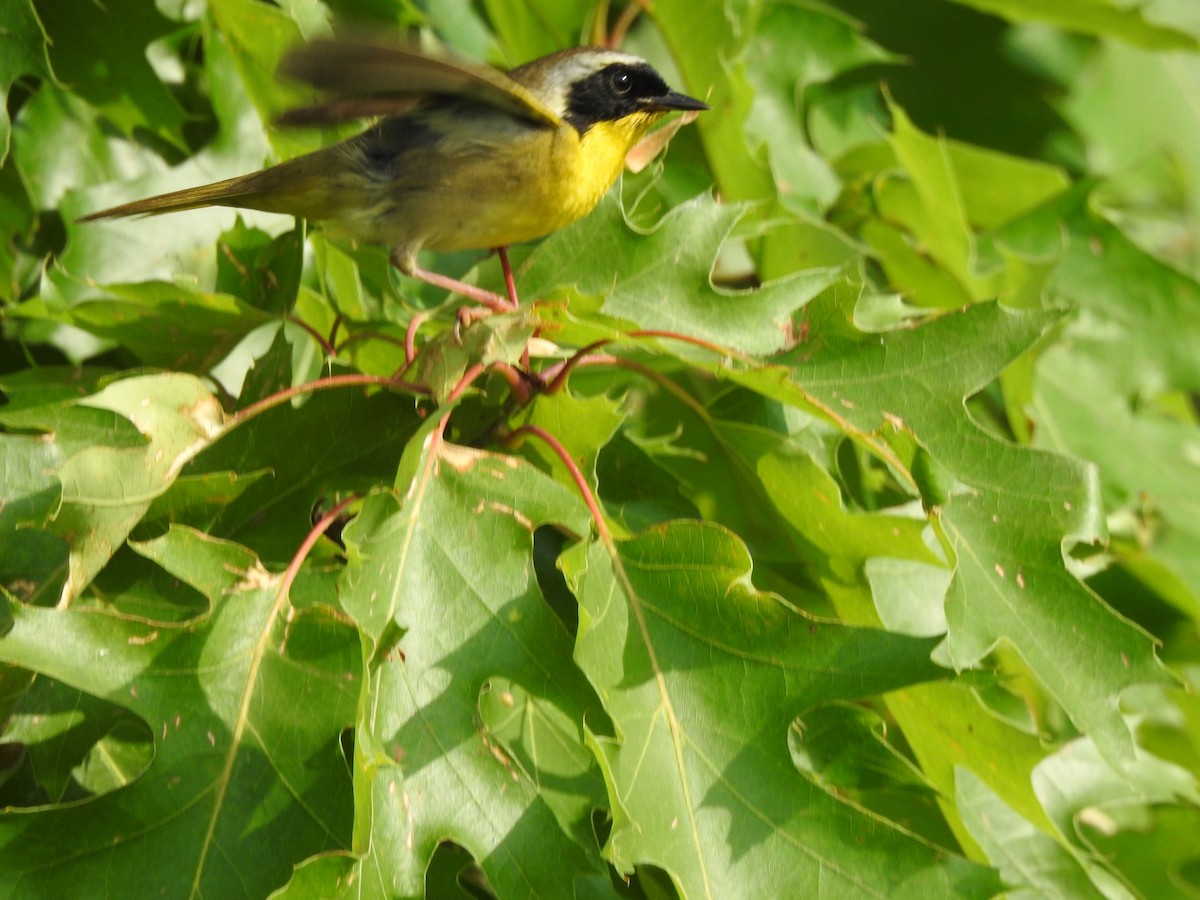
606;373;938;621
206;0;316;161
0;373;225;604
1006;186;1200;613
882;100;992;302
1033;349;1200;612
525;193;842;354
1011;187;1200;392
521;384;626;510
0;526;359;899
1061;42;1200;273
791;702;956;847
332;442;609;895
956;768;1112;897
0;0;51;163
58;17;278;298
235;325;294;410
190;380;424;563
3;676;152;804
651;0;774;208
743;3;898;212
747;299;1172;767
942;0;1199;50
6;4;1200;894
888;680;1054;852
567;521;998;897
11;281;275;371
33;0;188;148
481;0;586;62
215;219;304;315
1080;803;1200;898
12;82;167;214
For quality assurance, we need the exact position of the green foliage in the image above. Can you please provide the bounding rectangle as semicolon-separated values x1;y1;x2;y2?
2;1;1199;898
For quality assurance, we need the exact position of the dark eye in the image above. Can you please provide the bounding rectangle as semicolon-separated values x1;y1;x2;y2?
610;70;633;94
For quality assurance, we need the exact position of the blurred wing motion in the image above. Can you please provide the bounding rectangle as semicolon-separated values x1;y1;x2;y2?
276;37;561;128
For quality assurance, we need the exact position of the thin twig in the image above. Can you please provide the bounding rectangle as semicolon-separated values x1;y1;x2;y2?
285;314;338;357
508;423;611;544
228;373;428;430
327;312;344;349
275;493;361;610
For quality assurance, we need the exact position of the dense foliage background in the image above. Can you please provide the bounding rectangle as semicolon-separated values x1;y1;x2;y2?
2;0;1199;897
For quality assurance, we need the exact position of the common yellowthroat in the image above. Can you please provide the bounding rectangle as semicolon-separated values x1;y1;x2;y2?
82;37;707;310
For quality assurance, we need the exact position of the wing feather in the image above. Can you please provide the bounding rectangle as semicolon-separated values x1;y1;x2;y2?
277;38;561;128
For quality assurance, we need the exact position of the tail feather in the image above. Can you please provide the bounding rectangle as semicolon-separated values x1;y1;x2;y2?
79;172;268;221
78;155;338;223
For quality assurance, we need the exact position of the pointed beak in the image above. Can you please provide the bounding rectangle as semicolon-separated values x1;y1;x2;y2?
643;90;709;113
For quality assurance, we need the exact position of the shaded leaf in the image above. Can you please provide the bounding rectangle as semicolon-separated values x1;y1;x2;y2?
0;373;225;604
215;219;304;315
0;526;359;899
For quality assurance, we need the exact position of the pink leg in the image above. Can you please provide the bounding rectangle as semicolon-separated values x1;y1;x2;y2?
407;262;512;313
496;247;519;308
400;246;520;313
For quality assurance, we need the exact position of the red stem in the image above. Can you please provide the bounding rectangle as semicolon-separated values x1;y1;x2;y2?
327;312;344;349
508;423;611;544
425;363;487;465
275;493;360;608
447;363;486;405
497;246;519;309
228;373;428;429
285;315;337;357
539;339;614;393
490;362;532;404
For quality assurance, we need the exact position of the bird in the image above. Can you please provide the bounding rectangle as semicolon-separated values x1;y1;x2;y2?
81;37;708;311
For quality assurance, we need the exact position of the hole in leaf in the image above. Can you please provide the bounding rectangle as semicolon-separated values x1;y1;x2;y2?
590;807;611;844
425;840;495;899
632;865;678;898
532;525;577;637
835;436;911;510
310;495;352;551
3;676;154;806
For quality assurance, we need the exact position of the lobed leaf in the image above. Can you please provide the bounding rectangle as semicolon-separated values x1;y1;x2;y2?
567;521;998;898
0;527;359;898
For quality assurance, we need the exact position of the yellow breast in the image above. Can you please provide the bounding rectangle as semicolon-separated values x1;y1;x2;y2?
423;110;663;253
563;111;664;222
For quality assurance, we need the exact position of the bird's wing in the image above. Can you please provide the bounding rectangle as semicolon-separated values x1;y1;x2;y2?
277;38;562;129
